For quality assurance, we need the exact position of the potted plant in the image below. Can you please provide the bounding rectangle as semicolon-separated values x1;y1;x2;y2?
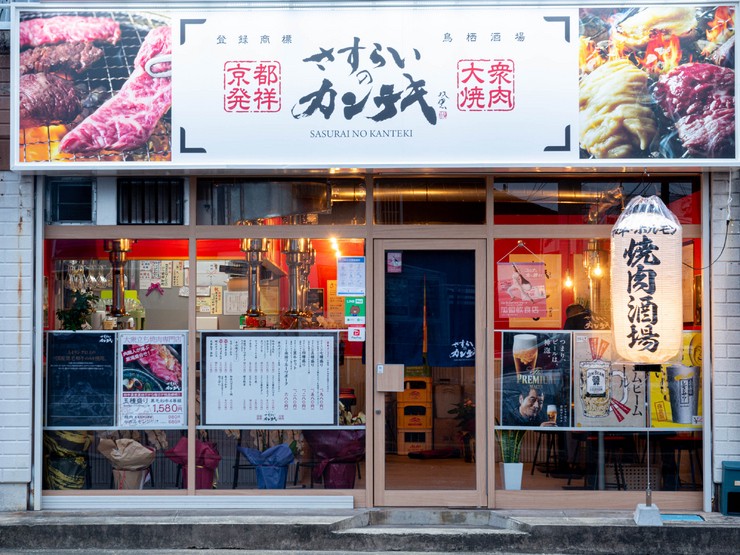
56;290;98;330
449;398;476;462
495;422;527;490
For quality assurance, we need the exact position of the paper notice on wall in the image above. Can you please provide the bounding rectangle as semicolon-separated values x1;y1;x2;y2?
261;284;279;314
151;261;162;282
172;261;185;287
138;269;153;291
196;286;223;314
160;261;173;288
224;291;248;315
209;285;223;314
326;280;344;324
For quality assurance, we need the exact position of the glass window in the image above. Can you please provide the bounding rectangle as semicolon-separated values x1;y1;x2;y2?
195;237;367;490
493;237;703;492
43;238;189;490
374;177;486;224
196;178;366;225
493;178;700;225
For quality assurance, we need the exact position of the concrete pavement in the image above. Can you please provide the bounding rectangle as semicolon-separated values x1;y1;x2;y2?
1;508;739;553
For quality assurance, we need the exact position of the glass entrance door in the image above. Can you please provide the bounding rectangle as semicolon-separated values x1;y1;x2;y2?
373;239;486;506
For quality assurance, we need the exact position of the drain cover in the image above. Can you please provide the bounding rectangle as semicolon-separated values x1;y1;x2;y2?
661;514;705;522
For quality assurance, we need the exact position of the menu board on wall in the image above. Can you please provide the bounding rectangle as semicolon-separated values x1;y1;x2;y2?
118;332;187;428
201;331;338;426
46;332;116;427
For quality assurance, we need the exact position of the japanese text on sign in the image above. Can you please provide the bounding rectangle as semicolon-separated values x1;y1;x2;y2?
202;331;338;426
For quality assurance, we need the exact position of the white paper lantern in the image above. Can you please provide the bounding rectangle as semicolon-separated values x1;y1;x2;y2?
610;195;683;363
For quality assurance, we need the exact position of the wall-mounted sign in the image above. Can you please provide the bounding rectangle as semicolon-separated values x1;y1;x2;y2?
201;330;338;426
13;5;735;170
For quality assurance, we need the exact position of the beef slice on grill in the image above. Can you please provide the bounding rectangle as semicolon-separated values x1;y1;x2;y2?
59;25;171;155
20;16;121;48
20;73;81;128
654;63;735;158
20;42;104;75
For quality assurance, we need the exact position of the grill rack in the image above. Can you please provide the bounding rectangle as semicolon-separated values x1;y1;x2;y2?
19;10;172;163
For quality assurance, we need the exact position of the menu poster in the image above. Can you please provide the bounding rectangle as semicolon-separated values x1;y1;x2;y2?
650;331;703;429
500;331;571;427
46;332;116;427
118;332;187;428
201;331;338;426
573;331;646;428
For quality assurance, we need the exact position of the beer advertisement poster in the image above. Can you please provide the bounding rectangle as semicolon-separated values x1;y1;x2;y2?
573;331;646;428
649;331;703;429
500;331;571;427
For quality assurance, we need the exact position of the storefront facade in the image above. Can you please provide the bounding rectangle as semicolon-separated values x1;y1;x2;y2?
0;1;738;514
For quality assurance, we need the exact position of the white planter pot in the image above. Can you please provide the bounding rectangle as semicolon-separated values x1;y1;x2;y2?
500;462;524;490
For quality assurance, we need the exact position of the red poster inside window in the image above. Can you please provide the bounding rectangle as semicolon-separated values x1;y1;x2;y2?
496;262;547;319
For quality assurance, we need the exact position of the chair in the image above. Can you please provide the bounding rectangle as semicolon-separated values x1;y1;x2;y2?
664;432;702;490
531;430;557;476
232;430;256;489
567;433;626;490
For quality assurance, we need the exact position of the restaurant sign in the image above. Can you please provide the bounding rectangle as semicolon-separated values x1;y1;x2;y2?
12;4;737;170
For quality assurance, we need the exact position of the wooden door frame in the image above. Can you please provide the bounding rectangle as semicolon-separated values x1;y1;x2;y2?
372;238;487;507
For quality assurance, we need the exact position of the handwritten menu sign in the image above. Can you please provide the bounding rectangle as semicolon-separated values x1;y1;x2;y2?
118;332;187;428
46;332;116;427
202;331;338;426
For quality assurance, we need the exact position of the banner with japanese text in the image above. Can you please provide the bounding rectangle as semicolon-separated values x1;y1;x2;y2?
13;4;736;170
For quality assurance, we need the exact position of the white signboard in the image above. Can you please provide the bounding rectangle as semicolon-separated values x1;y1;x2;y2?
14;5;735;170
202;331;338;426
118;332;187;428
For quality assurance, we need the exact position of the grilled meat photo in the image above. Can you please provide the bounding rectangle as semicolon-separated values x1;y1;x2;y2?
59;25;171;154
20;16;121;48
19;73;81;128
20;42;104;75
654;62;735;158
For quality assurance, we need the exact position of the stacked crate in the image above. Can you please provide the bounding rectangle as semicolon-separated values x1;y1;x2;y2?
396;377;433;454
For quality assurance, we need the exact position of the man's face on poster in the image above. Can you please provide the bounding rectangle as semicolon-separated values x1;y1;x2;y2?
519;388;544;420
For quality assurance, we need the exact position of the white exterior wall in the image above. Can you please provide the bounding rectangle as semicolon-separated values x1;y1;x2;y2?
0;173;34;511
711;171;740;484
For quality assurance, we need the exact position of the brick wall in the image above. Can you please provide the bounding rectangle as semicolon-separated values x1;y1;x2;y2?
711;171;740;483
0;172;33;511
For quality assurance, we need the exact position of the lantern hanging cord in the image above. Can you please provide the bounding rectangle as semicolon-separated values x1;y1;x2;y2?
684;179;733;271
496;240;545;264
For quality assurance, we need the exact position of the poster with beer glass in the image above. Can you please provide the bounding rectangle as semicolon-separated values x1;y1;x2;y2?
500;331;571;427
573;331;646;428
650;331;703;429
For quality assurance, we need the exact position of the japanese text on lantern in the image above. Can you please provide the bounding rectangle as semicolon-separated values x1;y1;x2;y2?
623;234;661;353
457;59;515;111
224;61;282;112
